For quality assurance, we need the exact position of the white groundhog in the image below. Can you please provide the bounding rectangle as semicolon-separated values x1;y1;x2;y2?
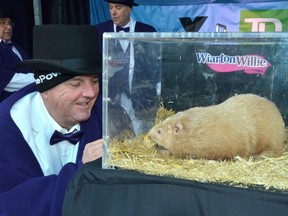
148;94;286;160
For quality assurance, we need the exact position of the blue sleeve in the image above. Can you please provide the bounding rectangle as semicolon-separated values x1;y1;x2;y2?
0;161;79;216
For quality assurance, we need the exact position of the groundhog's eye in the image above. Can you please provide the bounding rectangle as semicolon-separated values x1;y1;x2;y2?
157;129;161;135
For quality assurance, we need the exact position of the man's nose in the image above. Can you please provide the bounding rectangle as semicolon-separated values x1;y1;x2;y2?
110;8;116;15
83;82;98;97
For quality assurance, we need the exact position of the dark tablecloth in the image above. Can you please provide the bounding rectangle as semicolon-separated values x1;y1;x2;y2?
62;160;288;216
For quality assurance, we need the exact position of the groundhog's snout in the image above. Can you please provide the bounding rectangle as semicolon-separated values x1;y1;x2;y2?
147;132;166;150
147;133;153;141
147;133;155;144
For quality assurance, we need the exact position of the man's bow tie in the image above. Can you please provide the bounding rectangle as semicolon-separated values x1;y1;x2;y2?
50;129;84;145
116;26;130;32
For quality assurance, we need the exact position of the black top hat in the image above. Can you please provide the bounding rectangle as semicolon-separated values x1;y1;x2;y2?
0;13;12;19
0;9;14;20
18;25;102;75
104;0;139;7
18;25;102;92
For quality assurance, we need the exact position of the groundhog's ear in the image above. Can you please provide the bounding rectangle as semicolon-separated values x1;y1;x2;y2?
174;123;183;134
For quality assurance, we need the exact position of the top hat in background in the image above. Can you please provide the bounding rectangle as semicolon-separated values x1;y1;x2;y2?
18;25;102;75
0;12;13;20
0;2;34;54
104;0;139;7
0;4;14;20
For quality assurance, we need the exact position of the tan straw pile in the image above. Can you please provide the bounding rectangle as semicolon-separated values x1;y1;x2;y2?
104;107;288;192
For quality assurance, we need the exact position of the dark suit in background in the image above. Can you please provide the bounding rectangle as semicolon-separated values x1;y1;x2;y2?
0;40;32;101
95;19;156;55
0;11;34;102
95;0;159;137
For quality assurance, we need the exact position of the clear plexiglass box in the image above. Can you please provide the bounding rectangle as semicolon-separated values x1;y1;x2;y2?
102;32;288;190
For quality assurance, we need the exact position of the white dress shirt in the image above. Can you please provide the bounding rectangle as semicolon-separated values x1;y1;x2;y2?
113;18;145;134
0;39;35;92
11;92;80;175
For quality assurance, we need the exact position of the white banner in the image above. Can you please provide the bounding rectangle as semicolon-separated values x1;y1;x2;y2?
131;1;288;32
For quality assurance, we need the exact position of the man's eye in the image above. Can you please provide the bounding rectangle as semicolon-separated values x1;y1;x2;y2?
92;79;99;84
69;81;81;87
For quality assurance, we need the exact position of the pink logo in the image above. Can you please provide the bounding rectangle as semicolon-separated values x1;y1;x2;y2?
196;53;271;75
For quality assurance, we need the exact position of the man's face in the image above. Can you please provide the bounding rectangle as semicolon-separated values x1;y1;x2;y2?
109;3;131;26
0;18;13;42
41;75;100;130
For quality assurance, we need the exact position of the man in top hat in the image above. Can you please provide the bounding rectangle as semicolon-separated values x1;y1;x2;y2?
0;11;35;102
95;0;160;137
95;0;156;54
0;25;102;216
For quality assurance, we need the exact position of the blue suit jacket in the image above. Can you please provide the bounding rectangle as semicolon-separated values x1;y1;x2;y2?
0;83;102;216
0;42;31;101
95;20;156;54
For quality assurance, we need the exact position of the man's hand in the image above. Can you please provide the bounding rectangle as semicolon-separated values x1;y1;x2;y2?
82;139;103;164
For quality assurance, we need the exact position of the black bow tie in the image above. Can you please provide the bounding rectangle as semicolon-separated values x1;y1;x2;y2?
50;129;84;145
116;26;130;32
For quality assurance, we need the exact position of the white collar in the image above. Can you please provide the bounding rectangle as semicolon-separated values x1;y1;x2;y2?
0;39;12;44
11;92;80;137
11;92;81;175
113;17;136;32
32;93;80;134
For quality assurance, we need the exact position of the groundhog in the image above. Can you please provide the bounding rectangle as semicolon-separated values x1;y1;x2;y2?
147;94;285;160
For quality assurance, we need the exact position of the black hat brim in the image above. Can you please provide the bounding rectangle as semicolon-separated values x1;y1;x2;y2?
18;59;102;75
104;0;139;6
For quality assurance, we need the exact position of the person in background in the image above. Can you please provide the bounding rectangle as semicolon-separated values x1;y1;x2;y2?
0;25;102;216
0;11;35;102
95;0;156;54
96;0;160;137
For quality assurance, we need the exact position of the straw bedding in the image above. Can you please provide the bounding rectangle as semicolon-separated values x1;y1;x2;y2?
104;107;288;192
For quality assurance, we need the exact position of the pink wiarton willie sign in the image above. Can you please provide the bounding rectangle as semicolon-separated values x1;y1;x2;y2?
196;53;271;75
